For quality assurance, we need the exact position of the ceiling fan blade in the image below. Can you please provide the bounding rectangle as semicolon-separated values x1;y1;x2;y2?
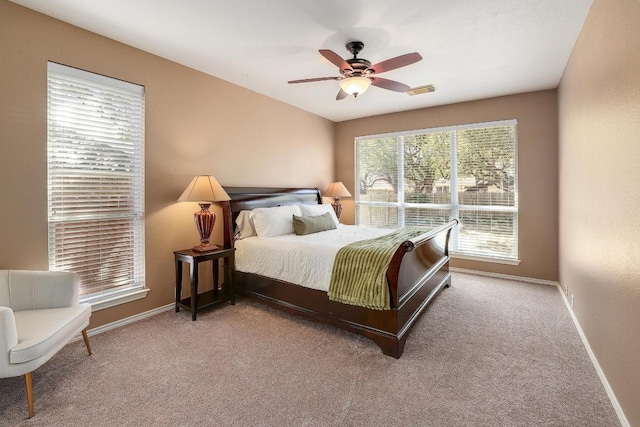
336;89;349;100
370;77;411;92
319;49;352;71
288;76;340;84
367;52;422;74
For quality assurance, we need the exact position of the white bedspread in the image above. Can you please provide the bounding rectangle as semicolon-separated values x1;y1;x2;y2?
234;224;393;292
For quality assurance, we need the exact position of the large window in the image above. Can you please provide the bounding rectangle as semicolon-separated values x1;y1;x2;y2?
47;62;146;308
356;120;518;263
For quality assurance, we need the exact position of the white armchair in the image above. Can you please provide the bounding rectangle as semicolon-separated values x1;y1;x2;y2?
0;270;92;418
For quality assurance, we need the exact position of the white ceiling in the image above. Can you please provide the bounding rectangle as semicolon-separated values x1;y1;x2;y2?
11;0;593;122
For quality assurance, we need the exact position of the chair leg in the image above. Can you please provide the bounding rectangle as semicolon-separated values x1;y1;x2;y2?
25;372;34;418
82;329;92;356
22;331;91;419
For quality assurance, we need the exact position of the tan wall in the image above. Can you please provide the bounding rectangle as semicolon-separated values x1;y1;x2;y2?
335;90;559;281
558;0;640;424
0;1;334;328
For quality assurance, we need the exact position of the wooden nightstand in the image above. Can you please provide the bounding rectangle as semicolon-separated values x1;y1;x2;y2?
174;247;235;320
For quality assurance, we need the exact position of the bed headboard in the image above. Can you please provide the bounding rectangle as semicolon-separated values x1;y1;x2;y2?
222;187;322;248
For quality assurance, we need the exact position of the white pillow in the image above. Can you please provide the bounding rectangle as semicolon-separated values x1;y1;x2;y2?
234;210;256;240
250;205;302;238
299;203;339;226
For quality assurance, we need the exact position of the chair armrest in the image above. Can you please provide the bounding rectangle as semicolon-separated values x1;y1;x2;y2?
0;270;80;311
0;307;18;371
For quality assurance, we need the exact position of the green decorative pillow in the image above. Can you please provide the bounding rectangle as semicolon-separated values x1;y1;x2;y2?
292;212;337;235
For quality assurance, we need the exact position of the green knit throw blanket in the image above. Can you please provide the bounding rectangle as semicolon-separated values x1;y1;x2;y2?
328;226;431;310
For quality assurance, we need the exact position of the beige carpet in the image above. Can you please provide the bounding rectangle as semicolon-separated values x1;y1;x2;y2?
0;273;619;426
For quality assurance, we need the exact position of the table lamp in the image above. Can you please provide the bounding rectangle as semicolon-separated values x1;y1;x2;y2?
324;181;351;220
178;175;230;252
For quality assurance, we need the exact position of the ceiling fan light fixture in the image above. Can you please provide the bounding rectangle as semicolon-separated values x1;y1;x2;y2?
339;76;371;97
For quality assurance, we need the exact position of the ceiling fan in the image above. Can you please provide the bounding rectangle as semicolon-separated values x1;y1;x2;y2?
288;41;422;100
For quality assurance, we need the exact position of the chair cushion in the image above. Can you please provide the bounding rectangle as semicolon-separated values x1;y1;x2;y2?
10;304;91;364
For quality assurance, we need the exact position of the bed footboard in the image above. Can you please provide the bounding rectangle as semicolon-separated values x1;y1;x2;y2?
387;220;457;307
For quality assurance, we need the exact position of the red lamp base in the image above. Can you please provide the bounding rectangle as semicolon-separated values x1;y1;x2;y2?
192;202;218;252
192;243;220;253
331;197;343;220
191;245;220;252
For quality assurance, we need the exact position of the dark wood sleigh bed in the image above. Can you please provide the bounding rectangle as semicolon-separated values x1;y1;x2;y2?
221;187;457;358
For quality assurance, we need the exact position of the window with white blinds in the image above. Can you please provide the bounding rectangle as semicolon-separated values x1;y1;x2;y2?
47;62;146;305
356;120;518;263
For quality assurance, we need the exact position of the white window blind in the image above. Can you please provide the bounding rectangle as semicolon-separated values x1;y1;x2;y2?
47;62;145;302
356;120;518;262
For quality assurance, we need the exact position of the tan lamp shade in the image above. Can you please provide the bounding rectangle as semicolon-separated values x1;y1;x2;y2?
178;175;230;252
178;175;231;203
323;181;351;198
324;182;351;220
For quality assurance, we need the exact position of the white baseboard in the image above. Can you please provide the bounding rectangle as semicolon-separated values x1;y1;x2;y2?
452;267;628;425
450;267;559;287
71;303;173;343
556;287;630;427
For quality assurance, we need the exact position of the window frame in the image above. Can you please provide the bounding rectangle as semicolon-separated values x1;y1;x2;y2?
47;62;148;310
355;119;519;265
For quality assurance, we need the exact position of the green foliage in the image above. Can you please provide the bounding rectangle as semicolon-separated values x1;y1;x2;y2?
357;137;398;195
356;123;518;259
403;132;450;195
457;126;516;192
357;125;516;197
